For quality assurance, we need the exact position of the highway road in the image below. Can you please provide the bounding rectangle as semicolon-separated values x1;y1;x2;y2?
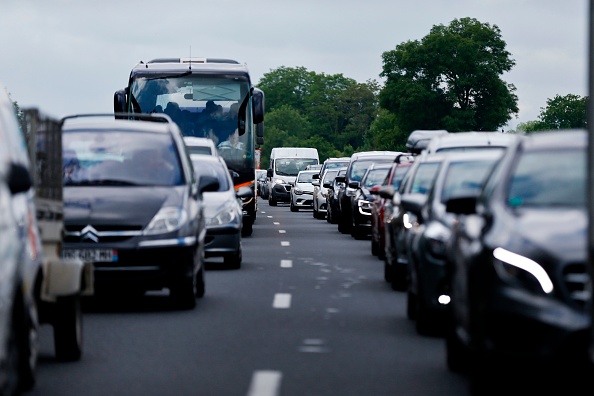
30;197;470;396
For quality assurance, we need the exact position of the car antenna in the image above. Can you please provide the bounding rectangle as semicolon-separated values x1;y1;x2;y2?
189;46;192;70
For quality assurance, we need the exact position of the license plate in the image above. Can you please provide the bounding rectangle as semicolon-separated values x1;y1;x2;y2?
63;249;118;262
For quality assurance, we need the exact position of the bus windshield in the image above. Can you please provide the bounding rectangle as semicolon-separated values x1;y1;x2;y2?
129;74;254;178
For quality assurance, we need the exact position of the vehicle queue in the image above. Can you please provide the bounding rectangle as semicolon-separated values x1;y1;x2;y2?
274;129;593;394
1;81;592;395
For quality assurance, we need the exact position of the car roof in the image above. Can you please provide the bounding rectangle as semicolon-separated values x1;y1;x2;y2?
521;129;586;150
424;131;516;153
61;114;176;135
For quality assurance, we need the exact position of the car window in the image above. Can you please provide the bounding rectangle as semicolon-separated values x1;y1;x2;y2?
63;130;183;186
188;146;213;156
440;160;497;203
410;162;441;194
191;160;231;192
507;149;585;207
297;172;315;183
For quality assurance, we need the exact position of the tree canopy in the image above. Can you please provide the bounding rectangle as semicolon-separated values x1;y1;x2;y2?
379;17;519;134
256;67;379;168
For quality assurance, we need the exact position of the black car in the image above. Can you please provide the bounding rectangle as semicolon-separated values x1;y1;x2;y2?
402;150;504;335
61;114;219;309
338;151;401;234
443;130;591;389
350;163;392;240
379;153;447;291
325;167;347;224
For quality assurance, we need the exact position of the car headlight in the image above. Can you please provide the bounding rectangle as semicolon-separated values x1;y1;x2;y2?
144;207;187;235
206;202;238;226
424;221;450;259
358;199;373;211
492;247;554;294
294;187;303;195
274;178;284;185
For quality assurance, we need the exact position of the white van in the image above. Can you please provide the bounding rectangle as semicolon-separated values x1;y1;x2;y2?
267;147;319;206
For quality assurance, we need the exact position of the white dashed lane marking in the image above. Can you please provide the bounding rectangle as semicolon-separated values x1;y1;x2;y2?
273;293;291;309
247;371;282;396
280;259;292;268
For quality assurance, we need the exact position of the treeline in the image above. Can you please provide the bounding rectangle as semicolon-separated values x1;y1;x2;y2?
255;17;587;169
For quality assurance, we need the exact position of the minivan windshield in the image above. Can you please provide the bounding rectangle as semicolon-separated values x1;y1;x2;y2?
63;130;184;187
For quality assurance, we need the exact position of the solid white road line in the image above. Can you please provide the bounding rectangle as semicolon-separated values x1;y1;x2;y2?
280;259;292;268
273;293;291;309
247;371;282;396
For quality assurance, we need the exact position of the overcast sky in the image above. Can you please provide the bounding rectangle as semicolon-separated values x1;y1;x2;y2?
0;0;588;130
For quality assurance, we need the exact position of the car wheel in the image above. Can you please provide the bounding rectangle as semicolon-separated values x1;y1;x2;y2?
446;323;469;373
312;208;317;218
224;247;242;270
391;269;407;292
290;202;298;212
268;195;277;206
415;296;434;336
5;293;36;394
383;261;392;283
241;222;253;237
406;288;417;321
371;238;379;256
195;264;205;298
53;295;82;362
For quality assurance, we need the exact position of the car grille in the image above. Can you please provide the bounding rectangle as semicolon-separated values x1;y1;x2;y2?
562;263;591;309
64;224;143;243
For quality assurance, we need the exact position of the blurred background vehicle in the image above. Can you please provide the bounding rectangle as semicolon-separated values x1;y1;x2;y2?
379;153;447;291
350;163;392;240
338;151;402;235
370;154;415;260
183;136;219;156
443;130;591;391
61;113;219;310
325;166;348;225
402;150;504;336
312;168;340;220
290;170;318;212
267;147;319;206
256;169;268;199
191;155;249;269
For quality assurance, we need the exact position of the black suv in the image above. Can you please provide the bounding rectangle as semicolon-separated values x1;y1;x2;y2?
337;151;401;234
61;114;219;309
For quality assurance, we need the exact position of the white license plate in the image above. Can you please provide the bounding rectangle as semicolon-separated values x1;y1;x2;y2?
63;249;118;262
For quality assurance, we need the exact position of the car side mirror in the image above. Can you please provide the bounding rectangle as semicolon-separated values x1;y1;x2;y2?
8;162;32;194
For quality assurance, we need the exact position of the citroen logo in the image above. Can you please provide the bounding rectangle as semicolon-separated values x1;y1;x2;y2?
81;225;99;243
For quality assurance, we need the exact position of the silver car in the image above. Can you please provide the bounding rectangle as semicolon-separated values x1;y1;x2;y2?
191;155;250;268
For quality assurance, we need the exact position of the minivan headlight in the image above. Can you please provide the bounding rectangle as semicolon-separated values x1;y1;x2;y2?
144;207;187;235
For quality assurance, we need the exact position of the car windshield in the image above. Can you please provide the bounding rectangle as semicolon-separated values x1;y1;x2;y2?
440;160;498;203
410;162;441;194
63;130;183;186
297;172;316;183
391;165;411;189
275;158;318;176
363;168;390;188
323;170;339;184
191;160;230;192
507;149;585;207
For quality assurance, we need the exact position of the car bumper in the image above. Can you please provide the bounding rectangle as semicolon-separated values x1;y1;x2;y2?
204;225;241;257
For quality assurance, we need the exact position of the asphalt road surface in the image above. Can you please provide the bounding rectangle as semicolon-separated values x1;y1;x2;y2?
30;197;471;396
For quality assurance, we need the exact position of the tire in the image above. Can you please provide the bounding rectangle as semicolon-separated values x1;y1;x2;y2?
224;247;242;269
446;325;469;373
170;275;197;310
391;270;407;292
268;195;277;206
371;238;379;256
290;202;298;212
195;264;205;299
406;288;417;320
383;261;392;283
312;208;318;218
241;222;253;237
53;295;82;362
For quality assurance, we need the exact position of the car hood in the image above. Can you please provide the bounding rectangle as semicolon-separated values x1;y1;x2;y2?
509;207;586;263
64;186;187;226
295;183;314;192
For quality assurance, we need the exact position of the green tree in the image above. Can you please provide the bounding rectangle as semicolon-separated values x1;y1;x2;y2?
536;94;588;130
379;17;518;134
256;67;380;155
362;109;408;151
